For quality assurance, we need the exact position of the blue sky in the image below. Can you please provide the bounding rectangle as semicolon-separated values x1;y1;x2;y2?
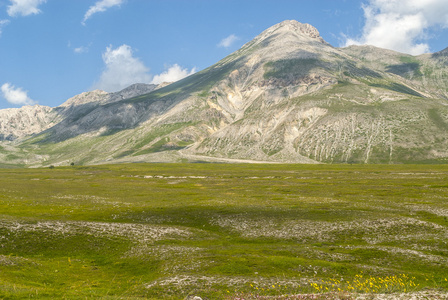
1;0;448;109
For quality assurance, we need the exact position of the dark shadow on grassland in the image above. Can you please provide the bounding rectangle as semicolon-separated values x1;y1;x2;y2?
386;62;422;78
428;108;448;130
369;82;424;97
0;163;24;169
32;59;242;144
263;56;382;81
119;205;368;229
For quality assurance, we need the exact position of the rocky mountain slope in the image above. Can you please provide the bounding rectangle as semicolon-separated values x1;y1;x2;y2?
1;20;448;166
0;84;157;142
0;105;59;141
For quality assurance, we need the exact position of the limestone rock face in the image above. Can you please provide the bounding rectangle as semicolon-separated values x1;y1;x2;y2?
256;20;326;43
0;105;58;141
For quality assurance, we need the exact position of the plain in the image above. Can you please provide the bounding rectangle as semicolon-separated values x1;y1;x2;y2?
0;163;448;299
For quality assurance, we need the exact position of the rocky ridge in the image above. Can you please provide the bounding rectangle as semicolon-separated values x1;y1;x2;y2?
0;83;157;142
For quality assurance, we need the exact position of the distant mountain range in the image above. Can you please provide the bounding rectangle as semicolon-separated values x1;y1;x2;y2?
1;20;448;167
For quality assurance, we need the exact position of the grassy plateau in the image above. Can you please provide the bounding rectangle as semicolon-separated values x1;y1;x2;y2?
0;163;448;299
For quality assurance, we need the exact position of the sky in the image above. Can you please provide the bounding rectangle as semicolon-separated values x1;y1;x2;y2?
1;0;448;109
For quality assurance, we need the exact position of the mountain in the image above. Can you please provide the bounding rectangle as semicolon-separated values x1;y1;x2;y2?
2;20;448;166
59;83;158;108
0;105;59;141
0;84;157;141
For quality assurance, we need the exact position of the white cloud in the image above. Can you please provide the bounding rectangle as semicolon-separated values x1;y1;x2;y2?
7;0;46;17
93;44;196;91
82;0;124;25
93;44;151;92
0;20;10;36
74;46;89;54
151;64;196;85
218;34;239;48
1;83;36;106
344;0;448;55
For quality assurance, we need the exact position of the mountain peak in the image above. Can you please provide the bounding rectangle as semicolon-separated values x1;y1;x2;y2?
238;20;329;59
255;20;326;44
58;90;109;108
234;20;332;63
275;20;322;39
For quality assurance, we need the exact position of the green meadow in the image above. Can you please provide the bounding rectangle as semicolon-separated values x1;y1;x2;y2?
1;163;448;299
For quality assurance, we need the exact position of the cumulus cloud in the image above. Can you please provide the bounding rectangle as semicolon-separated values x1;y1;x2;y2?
93;44;196;91
7;0;46;17
82;0;123;25
344;0;448;55
1;83;36;106
218;34;239;48
93;44;151;92
151;64;196;85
